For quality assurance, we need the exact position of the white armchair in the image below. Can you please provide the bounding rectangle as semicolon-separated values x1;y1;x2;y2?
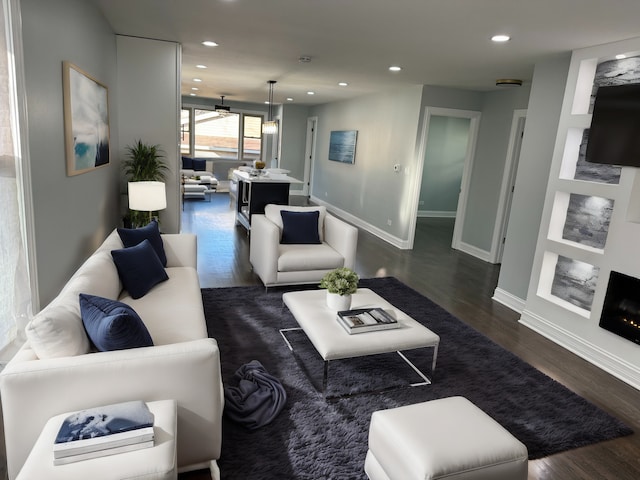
250;205;358;287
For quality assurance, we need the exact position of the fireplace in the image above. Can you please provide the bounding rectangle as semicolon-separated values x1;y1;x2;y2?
600;271;640;345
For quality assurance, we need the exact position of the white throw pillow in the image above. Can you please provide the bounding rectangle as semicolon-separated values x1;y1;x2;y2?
26;301;90;359
264;204;327;242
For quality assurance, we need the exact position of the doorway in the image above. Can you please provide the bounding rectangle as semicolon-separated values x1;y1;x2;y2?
409;107;481;250
302;116;318;197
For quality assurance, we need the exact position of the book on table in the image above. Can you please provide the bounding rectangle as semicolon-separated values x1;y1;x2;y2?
53;400;155;463
336;307;401;334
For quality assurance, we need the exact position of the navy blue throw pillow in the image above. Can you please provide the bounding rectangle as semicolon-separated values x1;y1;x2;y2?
182;156;194;169
79;293;153;351
192;158;206;171
280;210;321;244
117;220;167;267
111;239;169;299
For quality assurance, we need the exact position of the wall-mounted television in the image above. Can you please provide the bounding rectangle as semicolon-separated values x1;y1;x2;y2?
585;83;640;167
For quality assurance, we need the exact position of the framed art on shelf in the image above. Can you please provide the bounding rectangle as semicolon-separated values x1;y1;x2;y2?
63;61;110;176
328;130;357;164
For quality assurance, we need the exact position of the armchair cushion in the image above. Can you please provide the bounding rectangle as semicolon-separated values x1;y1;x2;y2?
111;239;169;299
117;220;167;266
80;294;153;352
265;204;327;242
278;244;344;272
280;210;321;244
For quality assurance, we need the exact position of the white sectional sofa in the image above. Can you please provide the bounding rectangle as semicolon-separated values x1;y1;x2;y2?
0;228;224;479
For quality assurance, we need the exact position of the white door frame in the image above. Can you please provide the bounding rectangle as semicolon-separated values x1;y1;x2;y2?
302;116;318;197
489;109;527;263
410;107;481;250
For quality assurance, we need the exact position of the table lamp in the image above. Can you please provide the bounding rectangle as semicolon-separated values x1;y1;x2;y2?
128;181;167;224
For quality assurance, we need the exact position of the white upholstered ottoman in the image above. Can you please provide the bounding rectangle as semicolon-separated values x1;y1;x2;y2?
365;396;528;480
16;399;177;480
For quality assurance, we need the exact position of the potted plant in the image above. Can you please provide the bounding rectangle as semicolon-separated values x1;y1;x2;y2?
319;267;359;311
122;140;168;227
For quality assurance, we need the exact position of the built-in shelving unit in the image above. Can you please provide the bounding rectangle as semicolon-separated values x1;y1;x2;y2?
520;37;640;390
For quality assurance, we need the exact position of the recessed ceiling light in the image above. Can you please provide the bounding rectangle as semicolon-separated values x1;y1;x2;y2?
191;87;199;91
202;41;218;47
193;78;202;82
491;34;510;42
338;82;348;87
307;91;315;95
190;93;197;96
389;66;402;72
196;64;207;69
286;97;294;102
616;54;627;60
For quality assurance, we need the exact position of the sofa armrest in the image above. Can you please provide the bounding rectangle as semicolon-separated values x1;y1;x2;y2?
162;233;197;268
0;338;223;479
249;214;280;285
324;214;358;269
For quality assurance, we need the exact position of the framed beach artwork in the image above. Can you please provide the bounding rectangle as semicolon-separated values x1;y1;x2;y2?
328;130;357;164
63;61;110;176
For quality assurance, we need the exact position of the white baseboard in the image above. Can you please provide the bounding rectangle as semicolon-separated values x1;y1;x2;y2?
520;309;640;391
492;288;526;313
417;210;456;218
457;241;492;262
309;196;411;249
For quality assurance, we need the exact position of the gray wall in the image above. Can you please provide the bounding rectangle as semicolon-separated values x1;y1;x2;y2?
497;53;572;301
462;86;531;251
310;85;423;239
21;0;119;307
279;104;310;182
420;115;470;215
117;35;181;234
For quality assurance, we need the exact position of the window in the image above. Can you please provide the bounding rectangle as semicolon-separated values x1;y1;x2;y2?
0;0;33;352
181;107;264;162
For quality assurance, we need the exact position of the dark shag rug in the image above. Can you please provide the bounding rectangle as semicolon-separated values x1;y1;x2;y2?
202;277;632;480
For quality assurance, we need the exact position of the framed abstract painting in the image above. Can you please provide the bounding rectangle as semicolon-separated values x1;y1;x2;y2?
328;130;357;164
63;61;110;176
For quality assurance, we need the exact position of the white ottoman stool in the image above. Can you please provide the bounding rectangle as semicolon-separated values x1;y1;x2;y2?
17;400;177;480
365;396;528;480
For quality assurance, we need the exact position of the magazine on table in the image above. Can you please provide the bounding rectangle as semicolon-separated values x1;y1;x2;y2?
336;307;400;334
53;440;155;465
53;400;155;460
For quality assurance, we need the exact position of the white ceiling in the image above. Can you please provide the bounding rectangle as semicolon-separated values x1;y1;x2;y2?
92;0;640;106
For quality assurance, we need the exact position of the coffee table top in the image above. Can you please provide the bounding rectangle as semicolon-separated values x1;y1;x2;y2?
282;288;439;361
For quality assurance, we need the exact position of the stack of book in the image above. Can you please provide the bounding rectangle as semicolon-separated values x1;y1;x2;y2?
337;307;401;334
53;400;155;465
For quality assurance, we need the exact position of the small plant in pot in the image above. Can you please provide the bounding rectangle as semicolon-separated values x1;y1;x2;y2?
319;267;359;311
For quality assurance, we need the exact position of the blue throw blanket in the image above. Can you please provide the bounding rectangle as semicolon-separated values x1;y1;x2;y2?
224;360;287;430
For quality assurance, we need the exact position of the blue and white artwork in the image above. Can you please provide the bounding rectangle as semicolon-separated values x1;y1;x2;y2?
64;62;110;176
329;130;357;164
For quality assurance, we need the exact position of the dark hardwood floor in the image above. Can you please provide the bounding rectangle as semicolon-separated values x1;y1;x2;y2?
180;193;640;480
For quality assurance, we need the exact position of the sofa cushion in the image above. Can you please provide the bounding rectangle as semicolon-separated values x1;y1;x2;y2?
119;267;208;344
117;220;167;267
265;204;326;242
25;301;91;359
111;239;169;299
79;293;153;351
192;158;207;171
182;156;194;170
280;210;321;244
277;244;344;272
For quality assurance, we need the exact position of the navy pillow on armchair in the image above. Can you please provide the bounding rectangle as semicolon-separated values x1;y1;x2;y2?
182;156;194;169
280;210;321;244
192;158;207;171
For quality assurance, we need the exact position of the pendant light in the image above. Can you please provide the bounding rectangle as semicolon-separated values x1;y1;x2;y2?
262;80;278;135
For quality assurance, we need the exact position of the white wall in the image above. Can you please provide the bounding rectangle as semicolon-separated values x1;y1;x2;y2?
117;36;181;234
279;104;310;183
20;0;119;306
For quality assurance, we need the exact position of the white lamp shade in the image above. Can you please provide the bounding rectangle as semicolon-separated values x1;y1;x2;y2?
128;181;167;211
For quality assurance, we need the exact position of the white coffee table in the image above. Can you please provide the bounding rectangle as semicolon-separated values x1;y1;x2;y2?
282;288;440;398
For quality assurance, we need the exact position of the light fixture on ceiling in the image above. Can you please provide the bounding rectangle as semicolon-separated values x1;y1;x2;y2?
215;95;231;113
262;80;278;135
491;34;510;42
389;65;402;72
496;78;523;87
202;40;218;47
